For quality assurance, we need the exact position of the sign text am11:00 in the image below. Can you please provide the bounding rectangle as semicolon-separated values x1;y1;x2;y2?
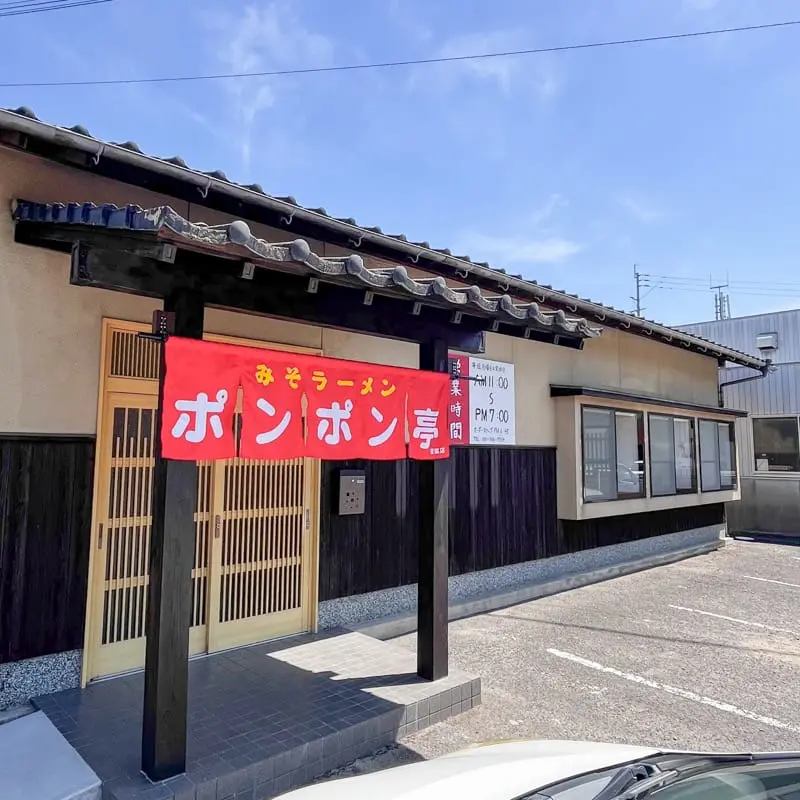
447;354;516;446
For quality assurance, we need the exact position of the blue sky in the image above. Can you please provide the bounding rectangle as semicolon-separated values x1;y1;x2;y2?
2;0;800;325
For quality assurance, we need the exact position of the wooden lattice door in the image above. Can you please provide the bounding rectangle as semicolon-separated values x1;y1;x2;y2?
207;452;313;653
88;393;213;679
84;321;319;682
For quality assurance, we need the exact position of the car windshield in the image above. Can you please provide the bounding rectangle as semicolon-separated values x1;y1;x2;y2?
530;766;638;800
648;761;800;800
533;760;800;800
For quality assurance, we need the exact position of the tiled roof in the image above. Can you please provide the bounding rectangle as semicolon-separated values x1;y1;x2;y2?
0;106;766;369
12;200;599;339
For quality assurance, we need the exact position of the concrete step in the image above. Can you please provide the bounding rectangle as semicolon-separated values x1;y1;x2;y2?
0;710;101;800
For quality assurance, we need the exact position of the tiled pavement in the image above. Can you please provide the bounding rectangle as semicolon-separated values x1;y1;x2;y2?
33;630;480;800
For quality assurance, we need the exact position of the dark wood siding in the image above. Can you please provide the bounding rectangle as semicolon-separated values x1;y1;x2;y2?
318;459;420;602
319;447;726;601
319;447;558;601
558;502;725;552
447;447;558;576
0;436;95;664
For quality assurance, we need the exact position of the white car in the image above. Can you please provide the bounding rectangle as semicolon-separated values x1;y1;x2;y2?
279;739;800;800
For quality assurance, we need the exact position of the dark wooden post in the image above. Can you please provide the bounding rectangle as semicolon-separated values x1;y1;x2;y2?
142;289;204;781
417;339;450;681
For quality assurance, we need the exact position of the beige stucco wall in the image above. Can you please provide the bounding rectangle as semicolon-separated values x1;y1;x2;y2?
474;328;719;448
0;146;720;443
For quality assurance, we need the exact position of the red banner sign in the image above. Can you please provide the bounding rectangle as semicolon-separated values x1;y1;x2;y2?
160;338;241;461
447;354;470;445
161;337;450;462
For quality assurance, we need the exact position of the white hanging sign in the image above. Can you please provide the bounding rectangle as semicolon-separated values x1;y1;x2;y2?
447;354;516;446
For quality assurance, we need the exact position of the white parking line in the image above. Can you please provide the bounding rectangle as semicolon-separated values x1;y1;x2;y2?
743;575;800;589
668;605;798;636
547;648;800;734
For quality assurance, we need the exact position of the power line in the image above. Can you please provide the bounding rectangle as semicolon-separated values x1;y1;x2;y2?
646;279;800;296
644;273;800;289
1;18;799;87
0;0;111;18
645;283;800;299
0;0;78;9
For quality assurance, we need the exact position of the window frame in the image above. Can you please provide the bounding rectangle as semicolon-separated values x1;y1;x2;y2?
648;413;698;497
698;418;738;492
751;415;800;473
580;404;646;503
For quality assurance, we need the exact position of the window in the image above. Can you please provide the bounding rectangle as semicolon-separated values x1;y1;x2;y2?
752;417;800;472
650;760;800;800
582;406;645;501
649;415;697;496
698;419;737;491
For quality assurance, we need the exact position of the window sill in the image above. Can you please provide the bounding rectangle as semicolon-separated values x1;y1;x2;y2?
582;494;646;504
563;488;740;520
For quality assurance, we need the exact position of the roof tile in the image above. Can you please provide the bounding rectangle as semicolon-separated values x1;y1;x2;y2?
0;106;765;368
12;200;600;341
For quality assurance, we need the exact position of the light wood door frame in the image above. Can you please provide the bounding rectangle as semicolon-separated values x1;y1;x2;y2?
82;318;322;685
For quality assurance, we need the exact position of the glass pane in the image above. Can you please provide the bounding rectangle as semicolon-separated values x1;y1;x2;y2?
582;407;616;501
674;418;696;491
699;420;721;491
752;417;800;472
718;422;736;488
650;415;676;496
616;411;644;497
651;760;800;800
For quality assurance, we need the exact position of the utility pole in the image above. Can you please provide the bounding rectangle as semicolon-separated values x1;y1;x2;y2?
710;279;731;320
631;264;644;317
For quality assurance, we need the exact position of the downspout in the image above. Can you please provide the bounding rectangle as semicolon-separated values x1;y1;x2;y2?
717;360;773;408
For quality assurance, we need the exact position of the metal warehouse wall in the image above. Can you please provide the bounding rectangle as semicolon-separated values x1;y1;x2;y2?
722;363;800;417
679;309;800;365
680;310;800;534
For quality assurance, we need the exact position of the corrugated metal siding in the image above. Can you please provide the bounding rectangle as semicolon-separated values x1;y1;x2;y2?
721;363;800;415
720;363;800;478
729;476;800;534
682;311;800;531
678;309;800;364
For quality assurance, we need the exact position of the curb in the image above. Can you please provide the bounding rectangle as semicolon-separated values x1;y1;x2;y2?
352;539;724;641
731;531;800;546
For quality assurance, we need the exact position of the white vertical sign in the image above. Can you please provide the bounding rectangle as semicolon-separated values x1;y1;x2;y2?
468;357;516;445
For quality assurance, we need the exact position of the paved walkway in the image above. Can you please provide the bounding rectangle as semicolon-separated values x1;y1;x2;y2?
330;540;800;778
34;630;478;799
0;711;100;800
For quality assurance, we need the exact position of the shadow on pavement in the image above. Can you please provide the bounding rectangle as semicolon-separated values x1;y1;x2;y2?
315;743;426;783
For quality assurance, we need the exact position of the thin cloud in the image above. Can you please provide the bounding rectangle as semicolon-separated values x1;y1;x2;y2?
682;0;720;10
32;31;217;142
387;0;433;44
410;29;562;100
617;192;665;223
529;193;569;227
459;232;583;265
206;1;334;167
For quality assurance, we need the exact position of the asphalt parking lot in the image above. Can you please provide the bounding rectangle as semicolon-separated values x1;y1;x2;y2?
333;539;800;777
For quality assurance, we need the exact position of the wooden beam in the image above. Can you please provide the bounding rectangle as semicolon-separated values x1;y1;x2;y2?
17;222;169;259
417;339;450;682
65;241;490;352
141;289;204;782
15;227;584;351
15;229;589;351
